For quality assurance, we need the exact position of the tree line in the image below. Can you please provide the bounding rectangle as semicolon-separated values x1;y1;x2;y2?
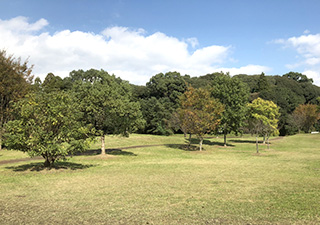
1;50;320;167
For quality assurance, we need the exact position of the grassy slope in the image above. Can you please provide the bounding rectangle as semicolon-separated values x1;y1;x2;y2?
0;134;319;224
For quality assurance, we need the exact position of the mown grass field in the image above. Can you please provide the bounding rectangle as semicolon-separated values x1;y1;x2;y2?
0;134;320;224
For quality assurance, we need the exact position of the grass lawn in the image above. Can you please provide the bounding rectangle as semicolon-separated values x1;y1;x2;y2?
0;133;320;224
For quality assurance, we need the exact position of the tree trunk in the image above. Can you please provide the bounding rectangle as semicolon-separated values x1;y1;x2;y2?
0;135;2;151
267;134;270;150
263;135;266;144
223;124;227;147
256;134;259;154
199;137;203;151
43;157;55;168
101;135;106;155
44;158;50;167
188;133;192;149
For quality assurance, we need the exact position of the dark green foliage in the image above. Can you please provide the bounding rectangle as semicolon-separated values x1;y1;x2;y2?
211;73;249;146
70;69;144;153
236;73;320;135
283;71;313;84
139;72;188;135
0;50;33;150
146;71;188;104
140;97;174;135
4;91;89;167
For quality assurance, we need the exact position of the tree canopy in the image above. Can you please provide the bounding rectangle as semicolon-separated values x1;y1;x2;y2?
178;86;224;151
211;73;249;146
247;98;280;153
70;69;144;154
4;91;89;167
0;50;33;150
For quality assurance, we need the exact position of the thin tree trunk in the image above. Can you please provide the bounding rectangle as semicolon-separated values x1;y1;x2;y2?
263;134;266;144
267;134;270;150
0;135;2;151
224;124;227;147
199;137;203;151
256;134;259;154
188;133;192;149
101;135;106;155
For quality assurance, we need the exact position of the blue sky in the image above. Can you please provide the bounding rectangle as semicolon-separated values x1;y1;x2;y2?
1;0;320;85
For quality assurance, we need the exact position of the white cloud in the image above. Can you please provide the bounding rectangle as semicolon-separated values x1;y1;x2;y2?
0;16;269;85
275;33;320;86
218;65;271;75
303;29;310;34
303;70;320;86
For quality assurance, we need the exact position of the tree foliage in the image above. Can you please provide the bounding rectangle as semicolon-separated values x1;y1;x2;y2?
4;91;89;167
292;104;320;133
139;72;188;135
70;69;144;154
178;86;224;151
211;73;249;146
247;98;280;153
0;50;33;150
283;71;313;84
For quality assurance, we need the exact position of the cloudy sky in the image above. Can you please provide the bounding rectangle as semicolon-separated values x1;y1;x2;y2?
1;0;320;86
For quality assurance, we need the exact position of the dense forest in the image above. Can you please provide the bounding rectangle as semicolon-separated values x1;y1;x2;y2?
1;50;320;166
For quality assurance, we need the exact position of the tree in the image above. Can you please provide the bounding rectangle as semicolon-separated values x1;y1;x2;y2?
178;86;224;151
0;50;33;150
140;72;188;135
292;104;320;133
257;72;270;92
211;73;249;146
70;69;144;154
247;98;280;153
4;91;89;168
283;71;313;84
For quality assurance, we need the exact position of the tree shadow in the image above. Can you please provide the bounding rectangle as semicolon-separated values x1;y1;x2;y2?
75;148;137;156
6;161;95;172
166;138;234;151
166;144;199;151
202;139;235;147
106;149;137;156
229;139;263;144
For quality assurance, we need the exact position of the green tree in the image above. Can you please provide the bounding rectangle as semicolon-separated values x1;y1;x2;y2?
283;71;313;84
292;104;320;133
140;72;188;135
247;98;280;153
211;73;249;146
178;86;224;151
4;91;89;168
70;69;144;154
257;72;270;92
0;50;33;150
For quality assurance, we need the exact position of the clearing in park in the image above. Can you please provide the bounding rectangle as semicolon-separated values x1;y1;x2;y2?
0;133;319;224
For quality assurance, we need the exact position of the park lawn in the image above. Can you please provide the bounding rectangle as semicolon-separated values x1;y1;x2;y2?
0;134;320;224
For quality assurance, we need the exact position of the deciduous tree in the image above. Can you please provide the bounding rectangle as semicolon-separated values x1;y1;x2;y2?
70;69;144;154
292;104;320;133
178;87;224;151
247;98;280;153
211;73;249;146
4;92;89;168
0;50;33;150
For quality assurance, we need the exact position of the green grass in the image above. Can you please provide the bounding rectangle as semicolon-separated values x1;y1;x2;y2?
1;133;320;224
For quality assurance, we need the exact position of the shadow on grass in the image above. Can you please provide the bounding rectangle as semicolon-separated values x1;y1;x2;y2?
166;144;199;151
229;139;263;144
74;148;137;156
166;138;234;151
6;161;95;172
